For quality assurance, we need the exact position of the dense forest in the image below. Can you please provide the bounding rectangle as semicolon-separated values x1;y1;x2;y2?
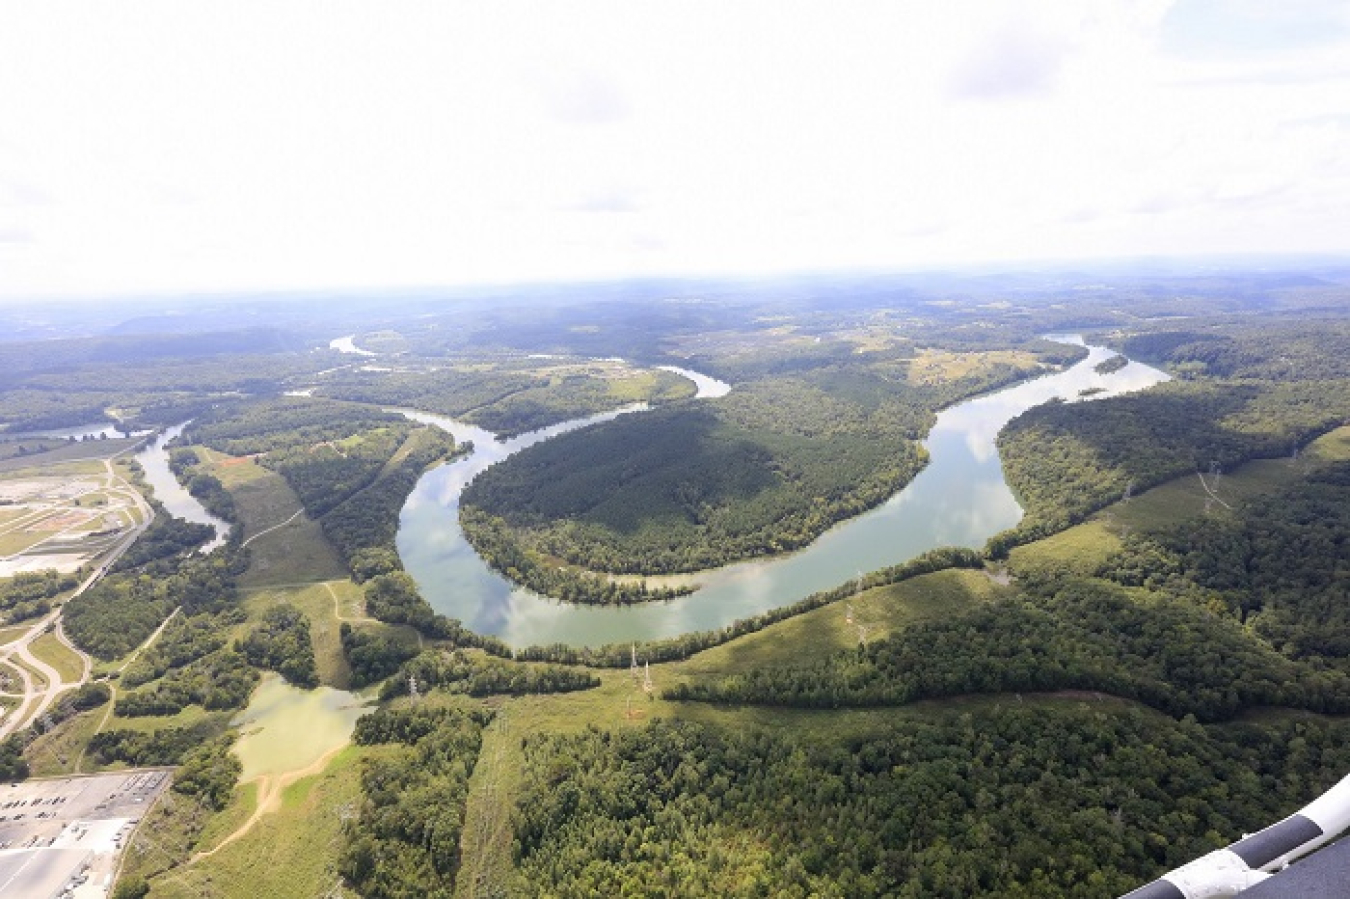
340;704;492;899
509;710;1350;898
0;568;77;624
379;648;601;700
115;648;258;717
238;603;320;688
1094;460;1350;671
65;540;243;660
667;577;1349;721
121;610;239;687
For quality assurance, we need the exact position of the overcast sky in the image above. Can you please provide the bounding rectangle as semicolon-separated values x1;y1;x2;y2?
2;0;1349;301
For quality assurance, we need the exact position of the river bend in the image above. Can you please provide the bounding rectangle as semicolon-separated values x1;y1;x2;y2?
396;341;1169;648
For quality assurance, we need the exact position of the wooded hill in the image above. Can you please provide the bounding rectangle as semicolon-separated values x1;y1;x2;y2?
991;319;1350;554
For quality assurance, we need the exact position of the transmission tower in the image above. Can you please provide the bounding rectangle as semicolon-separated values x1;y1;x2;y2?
642;661;653;697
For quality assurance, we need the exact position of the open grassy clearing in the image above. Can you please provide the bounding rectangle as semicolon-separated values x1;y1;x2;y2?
152;748;363;899
118;789;233;893
906;347;1042;385
0;508;29;526
26;706;106;776
326;578;370;623
0;657;29;692
358;329;408;353
0;460;111;479
10;654;47;691
1009;424;1350;578
190;780;260;855
675;567;1007;681
456;707;522;899
29;630;86;684
1007;519;1123;581
0;528;49;556
105;706;230;736
1305;423;1350;463
212;458;345;587
0;624;31;646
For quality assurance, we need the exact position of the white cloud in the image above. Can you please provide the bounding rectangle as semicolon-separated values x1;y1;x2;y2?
0;0;1347;300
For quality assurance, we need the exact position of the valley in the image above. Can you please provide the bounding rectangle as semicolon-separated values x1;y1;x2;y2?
0;272;1348;897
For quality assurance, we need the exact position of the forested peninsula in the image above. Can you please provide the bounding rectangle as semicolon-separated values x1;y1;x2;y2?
461;340;1064;599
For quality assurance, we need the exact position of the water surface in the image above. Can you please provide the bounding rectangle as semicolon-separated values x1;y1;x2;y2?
398;341;1168;647
133;423;232;552
231;674;371;780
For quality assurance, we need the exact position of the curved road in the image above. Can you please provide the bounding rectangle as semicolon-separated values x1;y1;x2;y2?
0;444;156;740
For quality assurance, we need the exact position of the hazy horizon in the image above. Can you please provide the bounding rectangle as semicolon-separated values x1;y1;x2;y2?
3;2;1350;301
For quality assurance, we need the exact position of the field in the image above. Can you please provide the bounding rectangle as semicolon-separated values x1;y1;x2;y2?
0;437;143;473
1008;424;1350;579
26;706;105;777
149;747;363;899
674;567;1007;680
905;347;1042;386
29;630;86;684
0;624;30;646
210;454;346;587
0;445;150;577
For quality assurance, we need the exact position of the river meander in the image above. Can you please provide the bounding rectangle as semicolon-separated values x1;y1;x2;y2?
397;339;1169;648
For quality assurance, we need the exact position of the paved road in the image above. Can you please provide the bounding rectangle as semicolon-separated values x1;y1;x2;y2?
0;445;155;740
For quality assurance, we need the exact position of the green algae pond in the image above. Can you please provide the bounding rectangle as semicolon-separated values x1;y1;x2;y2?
230;674;372;781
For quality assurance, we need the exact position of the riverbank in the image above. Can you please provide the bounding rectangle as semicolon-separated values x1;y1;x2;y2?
397;343;1168;647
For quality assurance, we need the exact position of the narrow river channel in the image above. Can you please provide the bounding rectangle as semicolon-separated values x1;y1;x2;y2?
133;423;231;553
397;339;1169;648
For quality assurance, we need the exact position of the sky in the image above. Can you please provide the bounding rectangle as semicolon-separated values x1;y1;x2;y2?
1;0;1349;301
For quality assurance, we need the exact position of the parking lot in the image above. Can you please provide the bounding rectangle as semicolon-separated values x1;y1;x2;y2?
0;769;171;898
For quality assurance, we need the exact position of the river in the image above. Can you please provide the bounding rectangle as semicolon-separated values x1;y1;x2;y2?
396;339;1169;648
133;423;231;553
